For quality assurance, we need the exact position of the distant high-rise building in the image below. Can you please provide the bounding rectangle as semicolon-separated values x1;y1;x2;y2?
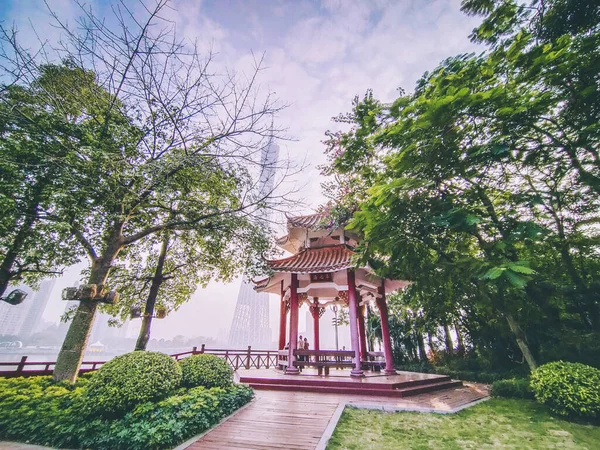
0;280;56;338
228;141;279;349
228;281;272;349
0;285;34;337
20;279;56;336
90;312;129;343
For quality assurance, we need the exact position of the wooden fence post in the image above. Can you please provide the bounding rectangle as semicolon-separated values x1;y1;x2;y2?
200;344;205;354
192;346;197;354
245;346;251;369
16;356;27;373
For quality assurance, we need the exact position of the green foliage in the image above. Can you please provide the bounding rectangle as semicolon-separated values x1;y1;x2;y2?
530;361;600;419
83;351;182;416
433;367;503;384
0;376;88;448
538;330;600;369
0;63;125;295
103;214;270;327
320;0;600;375
0;376;253;450
179;354;234;389
76;385;253;450
397;361;433;374
491;378;534;399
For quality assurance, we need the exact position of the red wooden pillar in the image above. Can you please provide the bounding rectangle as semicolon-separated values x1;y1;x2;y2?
357;303;368;361
347;269;364;377
286;273;300;374
377;280;397;375
278;280;287;350
311;297;320;351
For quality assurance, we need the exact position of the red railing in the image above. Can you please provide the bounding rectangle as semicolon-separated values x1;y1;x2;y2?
0;356;107;378
172;345;279;370
0;345;279;378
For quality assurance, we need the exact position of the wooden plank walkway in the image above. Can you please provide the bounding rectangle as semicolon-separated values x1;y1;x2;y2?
184;383;489;450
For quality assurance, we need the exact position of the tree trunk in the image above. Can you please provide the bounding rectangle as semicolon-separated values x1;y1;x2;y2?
454;321;465;354
53;241;121;382
135;233;169;351
365;305;376;354
427;333;436;355
443;323;454;355
417;332;427;361
505;312;538;371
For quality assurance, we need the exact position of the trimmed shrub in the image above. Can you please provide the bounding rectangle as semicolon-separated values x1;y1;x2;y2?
490;378;534;399
179;353;233;388
530;361;600;419
0;376;253;450
83;351;182;416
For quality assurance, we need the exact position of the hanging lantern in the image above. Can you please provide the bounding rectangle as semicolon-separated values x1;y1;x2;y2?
77;284;97;299
62;284;98;301
98;291;119;305
2;289;28;305
155;307;167;319
130;306;142;319
62;287;78;300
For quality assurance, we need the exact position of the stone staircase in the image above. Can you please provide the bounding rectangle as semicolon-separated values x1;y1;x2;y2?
239;373;463;398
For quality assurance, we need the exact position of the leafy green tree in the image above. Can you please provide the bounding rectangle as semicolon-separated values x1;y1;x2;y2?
105;215;269;351
1;1;292;382
0;63;123;297
321;0;599;372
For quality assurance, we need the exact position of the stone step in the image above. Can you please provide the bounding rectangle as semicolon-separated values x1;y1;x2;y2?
239;374;451;390
246;379;463;398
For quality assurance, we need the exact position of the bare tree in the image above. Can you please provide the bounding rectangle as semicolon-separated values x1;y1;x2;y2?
1;0;300;381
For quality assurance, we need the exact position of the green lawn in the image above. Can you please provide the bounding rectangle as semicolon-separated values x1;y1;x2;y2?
326;398;600;450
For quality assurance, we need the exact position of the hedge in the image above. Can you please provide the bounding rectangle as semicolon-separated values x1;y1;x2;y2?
0;375;253;450
490;378;534;399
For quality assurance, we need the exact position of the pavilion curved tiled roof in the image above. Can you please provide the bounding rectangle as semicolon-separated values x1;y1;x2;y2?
286;212;327;229
266;244;355;274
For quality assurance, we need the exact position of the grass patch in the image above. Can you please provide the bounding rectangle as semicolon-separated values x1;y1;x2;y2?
326;398;600;449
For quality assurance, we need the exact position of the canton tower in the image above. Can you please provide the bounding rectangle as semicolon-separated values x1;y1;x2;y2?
227;141;279;349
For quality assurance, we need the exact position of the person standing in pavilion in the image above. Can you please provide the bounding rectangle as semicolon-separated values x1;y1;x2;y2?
298;335;304;361
304;337;310;362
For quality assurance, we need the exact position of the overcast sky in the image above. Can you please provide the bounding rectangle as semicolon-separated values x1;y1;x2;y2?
1;0;481;341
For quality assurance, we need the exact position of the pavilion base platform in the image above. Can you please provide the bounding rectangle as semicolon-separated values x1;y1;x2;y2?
237;368;462;398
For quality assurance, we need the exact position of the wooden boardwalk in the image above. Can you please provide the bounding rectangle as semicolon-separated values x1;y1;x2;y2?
183;383;489;450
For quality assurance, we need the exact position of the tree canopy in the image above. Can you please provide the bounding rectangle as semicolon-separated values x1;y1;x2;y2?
321;0;600;372
0;0;294;381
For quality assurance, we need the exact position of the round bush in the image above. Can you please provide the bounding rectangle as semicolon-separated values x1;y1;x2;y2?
530;361;600;419
179;354;233;388
83;351;182;416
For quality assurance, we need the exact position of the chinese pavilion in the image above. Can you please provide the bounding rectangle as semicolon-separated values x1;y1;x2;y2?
255;213;409;377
